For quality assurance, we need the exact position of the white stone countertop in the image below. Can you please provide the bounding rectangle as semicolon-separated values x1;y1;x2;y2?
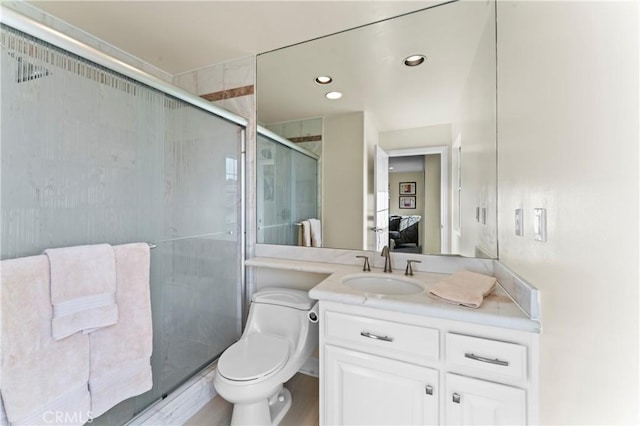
246;257;541;333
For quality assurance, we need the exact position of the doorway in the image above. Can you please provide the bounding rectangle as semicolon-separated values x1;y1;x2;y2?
386;146;449;254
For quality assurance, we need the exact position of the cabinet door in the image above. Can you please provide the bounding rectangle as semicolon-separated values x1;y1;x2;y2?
324;345;438;425
445;373;526;425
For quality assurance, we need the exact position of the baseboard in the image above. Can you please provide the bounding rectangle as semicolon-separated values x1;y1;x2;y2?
127;361;218;426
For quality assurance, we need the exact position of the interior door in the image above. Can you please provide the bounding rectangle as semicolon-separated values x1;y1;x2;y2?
373;145;390;251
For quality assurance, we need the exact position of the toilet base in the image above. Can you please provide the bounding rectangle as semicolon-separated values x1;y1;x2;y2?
230;385;292;426
269;387;292;425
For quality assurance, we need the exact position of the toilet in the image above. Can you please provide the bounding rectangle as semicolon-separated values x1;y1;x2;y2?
213;287;319;425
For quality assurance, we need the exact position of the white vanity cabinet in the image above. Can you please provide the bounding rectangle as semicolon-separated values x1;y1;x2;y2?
445;373;525;425
318;301;538;426
325;345;439;425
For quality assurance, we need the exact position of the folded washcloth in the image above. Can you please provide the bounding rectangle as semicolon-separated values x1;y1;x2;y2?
88;243;153;417
1;255;91;425
308;218;322;247
299;220;311;247
44;243;119;340
428;270;497;308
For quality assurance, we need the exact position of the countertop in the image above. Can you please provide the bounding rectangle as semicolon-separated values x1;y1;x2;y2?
246;257;541;333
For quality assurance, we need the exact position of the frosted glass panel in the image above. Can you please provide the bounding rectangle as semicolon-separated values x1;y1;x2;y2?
257;133;318;245
1;25;243;423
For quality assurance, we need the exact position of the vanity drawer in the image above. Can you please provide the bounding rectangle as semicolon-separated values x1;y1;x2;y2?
446;333;527;380
325;311;439;362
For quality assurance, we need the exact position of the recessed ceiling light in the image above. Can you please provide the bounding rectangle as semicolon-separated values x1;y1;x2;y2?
325;91;342;100
315;75;333;85
403;54;426;67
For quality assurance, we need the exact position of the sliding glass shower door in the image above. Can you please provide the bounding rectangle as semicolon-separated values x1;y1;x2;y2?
0;24;244;424
256;130;319;246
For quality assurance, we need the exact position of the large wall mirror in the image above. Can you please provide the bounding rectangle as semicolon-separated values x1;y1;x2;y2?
256;0;497;258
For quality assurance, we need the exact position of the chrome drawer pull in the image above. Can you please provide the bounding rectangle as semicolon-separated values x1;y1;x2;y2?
360;331;394;342
464;352;509;367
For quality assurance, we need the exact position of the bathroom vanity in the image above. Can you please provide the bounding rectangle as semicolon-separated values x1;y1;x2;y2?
317;301;536;425
247;255;540;426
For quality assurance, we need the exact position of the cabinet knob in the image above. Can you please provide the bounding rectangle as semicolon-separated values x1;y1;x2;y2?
425;385;434;396
452;393;461;404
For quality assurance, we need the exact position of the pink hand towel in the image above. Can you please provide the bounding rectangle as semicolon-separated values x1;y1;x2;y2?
428;270;497;309
1;255;91;425
300;220;311;247
88;243;153;417
308;218;322;247
44;243;118;340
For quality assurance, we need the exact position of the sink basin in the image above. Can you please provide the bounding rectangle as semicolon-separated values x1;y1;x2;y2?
342;274;424;296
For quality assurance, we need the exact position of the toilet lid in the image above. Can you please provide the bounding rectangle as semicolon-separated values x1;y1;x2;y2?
252;287;315;310
218;333;289;381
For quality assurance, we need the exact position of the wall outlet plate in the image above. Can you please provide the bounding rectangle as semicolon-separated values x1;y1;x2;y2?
533;208;547;242
515;208;524;236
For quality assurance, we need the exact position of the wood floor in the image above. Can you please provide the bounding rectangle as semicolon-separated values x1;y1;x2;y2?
184;373;319;426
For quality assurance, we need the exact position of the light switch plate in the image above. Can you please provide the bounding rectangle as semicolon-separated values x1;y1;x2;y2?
515;208;524;236
533;208;547;242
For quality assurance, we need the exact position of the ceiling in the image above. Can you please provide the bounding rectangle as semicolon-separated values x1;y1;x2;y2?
27;1;440;76
257;0;492;131
22;0;492;134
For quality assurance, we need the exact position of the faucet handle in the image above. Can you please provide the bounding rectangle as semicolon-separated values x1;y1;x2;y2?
356;255;371;272
405;259;422;276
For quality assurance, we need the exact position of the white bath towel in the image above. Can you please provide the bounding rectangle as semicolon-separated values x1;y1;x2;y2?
88;243;153;417
428;270;497;309
299;220;311;247
44;243;119;340
1;255;91;425
308;218;322;247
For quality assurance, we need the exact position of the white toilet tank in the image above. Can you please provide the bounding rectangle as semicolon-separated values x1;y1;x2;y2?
244;287;316;345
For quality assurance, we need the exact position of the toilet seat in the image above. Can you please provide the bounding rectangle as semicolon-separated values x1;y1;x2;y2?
218;333;289;381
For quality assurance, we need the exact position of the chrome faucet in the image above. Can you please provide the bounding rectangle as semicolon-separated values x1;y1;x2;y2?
356;255;371;272
381;245;392;273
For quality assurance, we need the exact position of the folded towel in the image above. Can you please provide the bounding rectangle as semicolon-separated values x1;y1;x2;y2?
44;244;119;340
428;270;497;308
308;218;322;247
88;243;153;417
299;220;311;247
1;255;91;425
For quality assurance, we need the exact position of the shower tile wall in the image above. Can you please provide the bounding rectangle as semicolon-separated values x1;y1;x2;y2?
173;55;255;121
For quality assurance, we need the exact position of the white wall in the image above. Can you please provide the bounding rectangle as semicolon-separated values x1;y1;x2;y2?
365;113;380;251
323;112;366;250
389;172;424;216
379;123;452;151
497;1;639;424
424;155;441;254
451;3;497;258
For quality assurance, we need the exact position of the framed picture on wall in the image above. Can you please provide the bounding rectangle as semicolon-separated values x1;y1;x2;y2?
399;181;416;195
399;196;416;209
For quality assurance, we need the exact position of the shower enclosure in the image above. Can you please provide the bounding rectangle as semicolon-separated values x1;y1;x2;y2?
256;127;319;246
1;17;245;424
